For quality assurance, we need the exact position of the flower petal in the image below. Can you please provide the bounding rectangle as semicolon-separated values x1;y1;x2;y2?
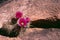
17;18;27;27
16;11;23;19
26;17;30;23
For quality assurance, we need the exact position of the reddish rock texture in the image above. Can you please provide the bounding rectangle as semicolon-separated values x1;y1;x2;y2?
0;28;60;40
0;0;60;40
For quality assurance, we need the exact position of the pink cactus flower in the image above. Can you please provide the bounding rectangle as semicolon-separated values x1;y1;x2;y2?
26;17;30;23
17;18;27;27
16;11;23;19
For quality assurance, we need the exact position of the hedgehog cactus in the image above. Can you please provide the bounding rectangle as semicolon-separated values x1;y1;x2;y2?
16;11;30;28
15;11;30;36
0;11;30;37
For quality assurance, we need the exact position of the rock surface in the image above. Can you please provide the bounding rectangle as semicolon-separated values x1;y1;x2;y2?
0;0;60;40
0;28;60;40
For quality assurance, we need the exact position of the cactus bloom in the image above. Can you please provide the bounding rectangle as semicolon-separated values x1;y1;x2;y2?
16;11;30;27
17;18;27;27
16;11;23;19
17;17;30;28
26;17;30;23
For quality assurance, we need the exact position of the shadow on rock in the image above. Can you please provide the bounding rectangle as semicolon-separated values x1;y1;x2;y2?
31;19;60;28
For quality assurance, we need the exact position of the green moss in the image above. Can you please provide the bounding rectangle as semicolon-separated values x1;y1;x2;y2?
0;25;21;37
0;28;9;36
9;25;21;37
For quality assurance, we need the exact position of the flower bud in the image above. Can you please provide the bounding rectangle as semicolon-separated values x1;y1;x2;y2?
16;11;23;19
